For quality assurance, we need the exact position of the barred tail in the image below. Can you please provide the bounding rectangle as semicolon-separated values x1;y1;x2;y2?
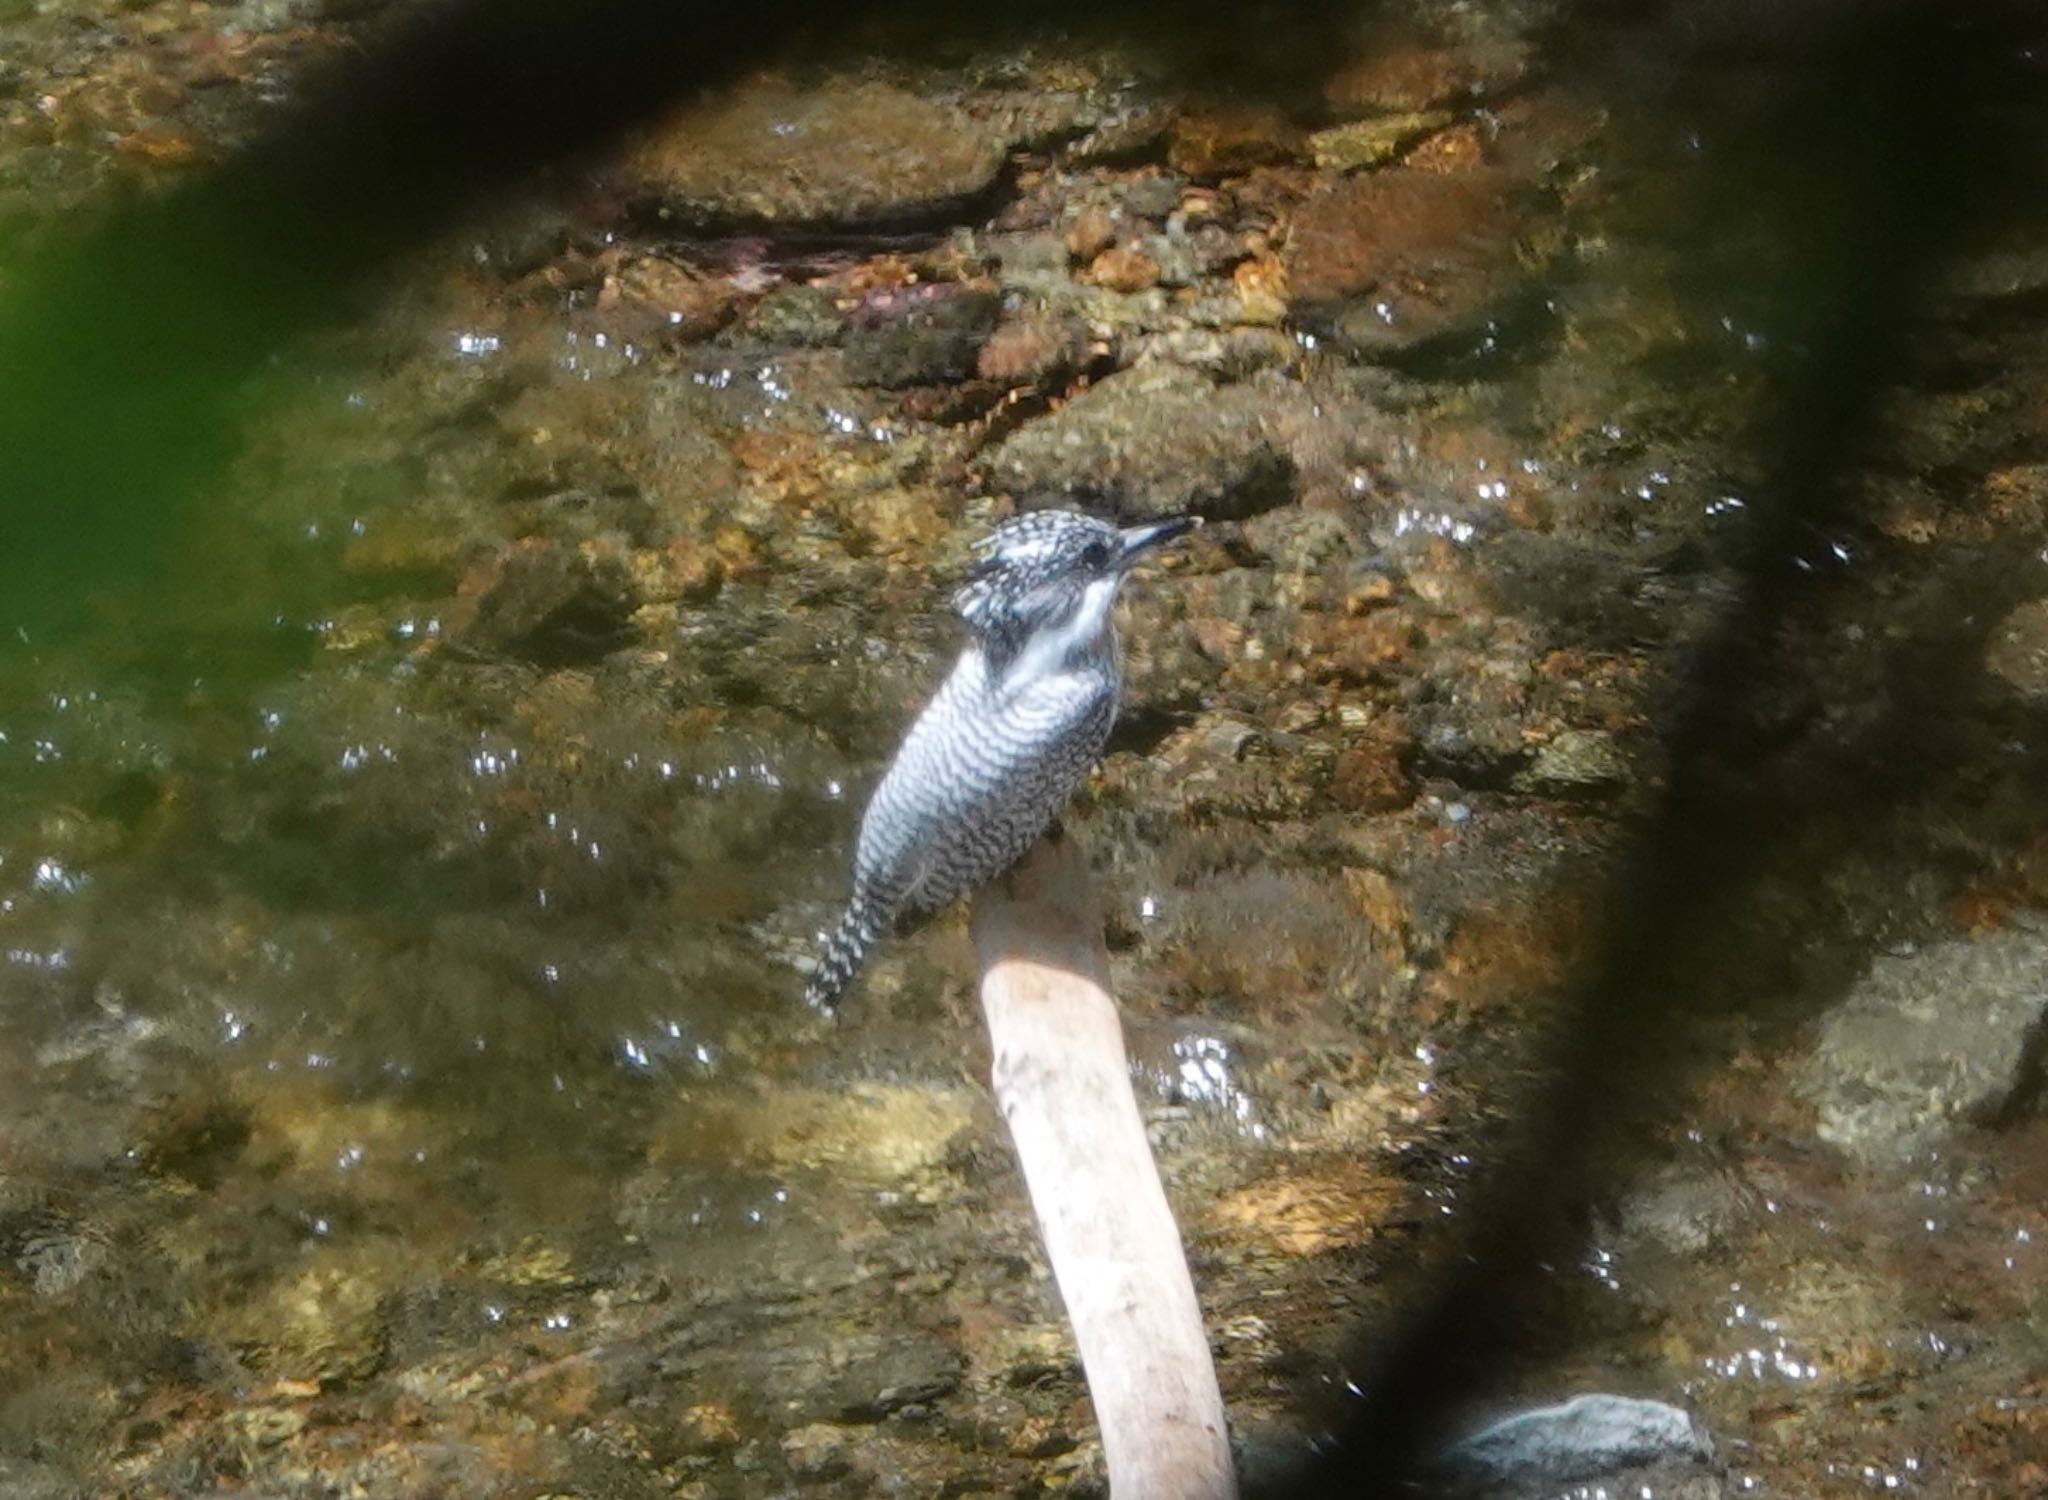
804;896;887;1012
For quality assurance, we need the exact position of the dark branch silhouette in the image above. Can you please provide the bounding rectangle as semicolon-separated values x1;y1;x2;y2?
1295;4;2048;1491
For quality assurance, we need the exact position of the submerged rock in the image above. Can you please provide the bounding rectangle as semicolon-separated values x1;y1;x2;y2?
729;282;847;348
1063;206;1120;263
843;283;1002;387
455;539;640;667
1084;243;1163;293
828;1340;965;1423
1284;168;1526;357
1167;106;1304;178
984;363;1296;518
1796;925;2048;1165
598;253;741;343
1322;39;1533;119
1608;1165;1748;1258
1984;595;2048;702
1516;728;1628;796
780;1422;854;1479
634;78;1009;230
1328;721;1416;812
1409;639;1534;785
976;309;1094;386
1431;1393;1716;1498
1308;112;1454;173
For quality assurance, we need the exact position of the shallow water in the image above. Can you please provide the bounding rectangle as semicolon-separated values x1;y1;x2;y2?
2;2;2046;1497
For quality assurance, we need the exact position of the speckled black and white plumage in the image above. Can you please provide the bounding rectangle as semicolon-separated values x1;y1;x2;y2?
806;508;1196;1011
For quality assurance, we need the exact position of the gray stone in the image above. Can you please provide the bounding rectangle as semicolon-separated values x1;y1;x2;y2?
829;1340;965;1423
1410;643;1534;785
984;363;1296;519
989;231;1071;283
728;283;846;349
1143;231;1206;289
1609;1166;1747;1258
1121;172;1186;221
1940;241;2048;301
1434;1393;1716;1498
1516;728;1628;795
1984;596;2048;702
780;1421;855;1478
843;287;1002;388
1796;926;2048;1165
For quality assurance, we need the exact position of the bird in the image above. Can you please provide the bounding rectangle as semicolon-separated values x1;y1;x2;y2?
805;507;1198;1010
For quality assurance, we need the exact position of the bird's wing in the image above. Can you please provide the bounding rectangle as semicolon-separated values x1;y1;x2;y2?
855;666;1110;909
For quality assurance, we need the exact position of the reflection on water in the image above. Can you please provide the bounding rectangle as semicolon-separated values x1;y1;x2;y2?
1;0;2046;1495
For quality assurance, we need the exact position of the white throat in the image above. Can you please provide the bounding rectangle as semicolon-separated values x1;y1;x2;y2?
1000;575;1120;695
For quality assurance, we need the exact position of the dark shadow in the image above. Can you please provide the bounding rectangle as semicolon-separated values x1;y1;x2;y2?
1287;3;2048;1491
0;0;1351;635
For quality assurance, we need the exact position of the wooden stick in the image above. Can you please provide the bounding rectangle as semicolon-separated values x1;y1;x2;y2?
971;833;1237;1500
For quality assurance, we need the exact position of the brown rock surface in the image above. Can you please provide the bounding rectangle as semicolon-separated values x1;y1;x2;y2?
1064;207;1119;262
1323;39;1531;117
1168;106;1304;178
1087;244;1163;293
985;364;1296;519
634;78;1009;229
1284;167;1523;352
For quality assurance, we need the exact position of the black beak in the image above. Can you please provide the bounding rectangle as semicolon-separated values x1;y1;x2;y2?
1116;513;1200;565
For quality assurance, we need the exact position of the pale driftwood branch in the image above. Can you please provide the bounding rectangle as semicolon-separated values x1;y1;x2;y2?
971;833;1237;1500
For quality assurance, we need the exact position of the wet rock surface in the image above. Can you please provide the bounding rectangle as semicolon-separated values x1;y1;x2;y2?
1284;168;1532;356
843;282;1003;387
1984;594;2048;701
1431;1394;1718;1498
985;363;1298;518
1796;926;2048;1165
2;4;2047;1500
632;78;1012;230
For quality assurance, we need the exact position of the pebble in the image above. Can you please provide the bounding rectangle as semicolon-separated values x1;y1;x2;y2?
975;312;1091;386
726;283;846;348
989;230;1071;286
1329;733;1415;813
1233;254;1291;323
1516;728;1628;796
1120;172;1186;221
1086;244;1162;293
1064;207;1119;262
1065;102;1175;165
780;1422;853;1479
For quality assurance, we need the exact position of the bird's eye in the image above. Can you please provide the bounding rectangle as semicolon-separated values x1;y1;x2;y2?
1080;539;1113;569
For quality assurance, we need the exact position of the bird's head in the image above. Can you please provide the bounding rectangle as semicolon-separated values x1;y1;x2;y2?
953;508;1197;663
